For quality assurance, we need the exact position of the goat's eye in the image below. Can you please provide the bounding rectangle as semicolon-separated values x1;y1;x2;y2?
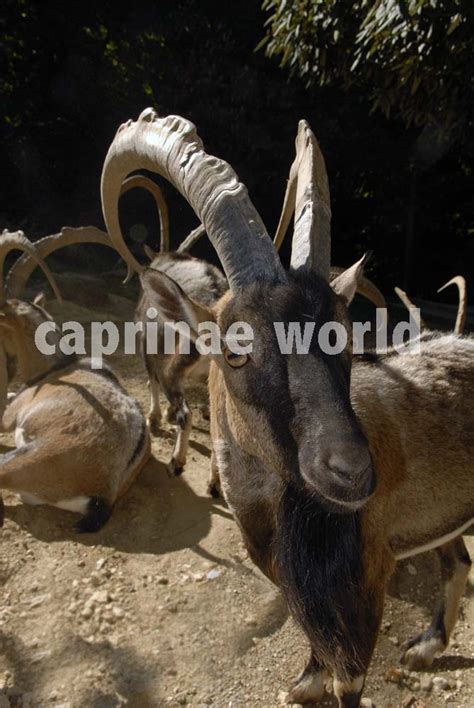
223;348;249;368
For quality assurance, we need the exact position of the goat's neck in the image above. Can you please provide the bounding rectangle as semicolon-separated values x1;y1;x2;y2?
16;330;66;384
212;413;281;581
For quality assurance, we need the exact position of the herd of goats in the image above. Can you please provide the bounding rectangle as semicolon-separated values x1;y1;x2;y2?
0;108;472;706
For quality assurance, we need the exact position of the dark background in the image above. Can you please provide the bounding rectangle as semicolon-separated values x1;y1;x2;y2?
1;0;473;300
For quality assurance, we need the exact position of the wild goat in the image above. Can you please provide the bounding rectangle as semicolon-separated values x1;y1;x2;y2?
103;132;385;480
101;110;473;706
0;229;150;532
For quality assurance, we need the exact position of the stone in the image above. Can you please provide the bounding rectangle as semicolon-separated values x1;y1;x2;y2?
432;677;450;691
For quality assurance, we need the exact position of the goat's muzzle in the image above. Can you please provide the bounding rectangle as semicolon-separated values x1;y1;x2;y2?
299;433;375;513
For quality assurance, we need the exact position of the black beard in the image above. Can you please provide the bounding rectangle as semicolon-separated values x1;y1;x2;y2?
273;482;377;680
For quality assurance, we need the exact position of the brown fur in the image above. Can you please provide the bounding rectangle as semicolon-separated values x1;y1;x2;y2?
0;298;150;529
151;271;473;706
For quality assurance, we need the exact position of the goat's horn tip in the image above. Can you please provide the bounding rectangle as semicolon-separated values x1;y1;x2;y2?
139;107;156;123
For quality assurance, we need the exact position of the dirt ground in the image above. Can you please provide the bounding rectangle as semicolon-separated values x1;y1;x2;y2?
0;280;472;708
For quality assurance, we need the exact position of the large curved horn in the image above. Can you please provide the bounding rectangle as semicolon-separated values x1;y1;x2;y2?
330;267;386;309
438;276;467;335
120;175;170;252
101;109;286;290
0;230;62;305
274;120;331;279
6;226;113;299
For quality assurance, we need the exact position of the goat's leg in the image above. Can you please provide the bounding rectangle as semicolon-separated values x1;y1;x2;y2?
144;355;162;436
168;398;192;476
0;445;112;533
159;352;199;475
207;450;221;498
401;536;471;669
332;555;391;708
287;655;328;704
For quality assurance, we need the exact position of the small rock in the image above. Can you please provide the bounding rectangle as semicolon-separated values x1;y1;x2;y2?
388;635;399;646
206;569;221;580
112;607;124;619
360;699;374;708
384;666;403;684
244;616;258;628
77;560;85;568
420;676;433;692
96;558;106;570
157;576;169;585
432;677;450;691
81;606;93;619
29;593;50;608
407;563;417;576
90;572;102;587
91;590;110;605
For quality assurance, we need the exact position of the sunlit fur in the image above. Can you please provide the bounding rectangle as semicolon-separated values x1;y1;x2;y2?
0;298;149;531
136;251;227;474
142;263;473;706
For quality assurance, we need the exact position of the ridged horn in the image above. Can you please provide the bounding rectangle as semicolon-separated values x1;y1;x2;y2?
6;226;114;299
101;108;286;290
0;230;62;305
274;120;331;279
120;174;170;253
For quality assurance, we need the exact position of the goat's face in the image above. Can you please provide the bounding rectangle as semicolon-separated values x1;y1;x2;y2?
0;295;58;379
144;268;375;513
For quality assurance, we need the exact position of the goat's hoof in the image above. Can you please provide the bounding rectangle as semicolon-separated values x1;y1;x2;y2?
167;459;184;477
400;634;444;670
147;416;162;437
287;671;327;705
75;497;112;533
207;481;221;498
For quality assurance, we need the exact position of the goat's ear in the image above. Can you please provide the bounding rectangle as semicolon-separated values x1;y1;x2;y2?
140;270;214;338
33;292;47;308
331;252;372;306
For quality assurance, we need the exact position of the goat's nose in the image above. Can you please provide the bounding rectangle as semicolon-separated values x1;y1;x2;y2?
299;433;376;511
326;439;375;497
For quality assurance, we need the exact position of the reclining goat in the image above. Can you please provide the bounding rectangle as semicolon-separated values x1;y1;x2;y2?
0;230;150;532
102;109;473;706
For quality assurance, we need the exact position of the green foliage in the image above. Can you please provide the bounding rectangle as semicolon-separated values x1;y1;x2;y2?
0;0;472;296
261;1;474;131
